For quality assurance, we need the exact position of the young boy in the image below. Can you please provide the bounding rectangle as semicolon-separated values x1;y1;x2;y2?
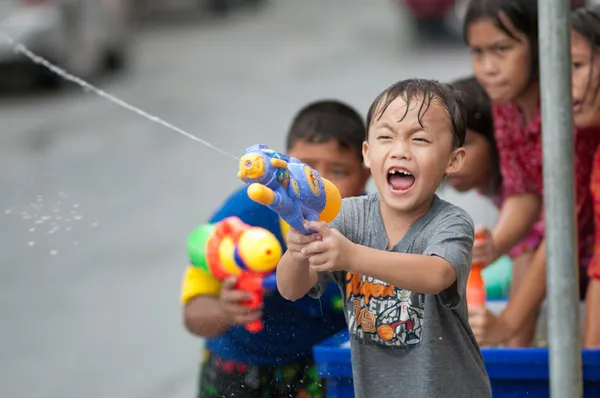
277;79;492;398
181;99;371;398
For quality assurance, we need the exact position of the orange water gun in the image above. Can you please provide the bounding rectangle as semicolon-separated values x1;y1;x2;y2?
187;216;283;333
466;233;486;307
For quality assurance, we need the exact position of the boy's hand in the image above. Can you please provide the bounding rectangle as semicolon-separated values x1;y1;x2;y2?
301;220;354;272
468;306;514;346
472;225;495;266
219;276;262;326
286;227;321;261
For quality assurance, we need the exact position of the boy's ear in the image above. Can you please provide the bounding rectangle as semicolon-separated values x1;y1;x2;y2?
446;147;466;175
362;141;371;169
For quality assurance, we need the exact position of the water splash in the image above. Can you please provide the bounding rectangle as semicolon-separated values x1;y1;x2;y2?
5;191;90;237
0;31;239;162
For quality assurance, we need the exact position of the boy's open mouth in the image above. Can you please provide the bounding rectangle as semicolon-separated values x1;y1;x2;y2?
387;167;415;192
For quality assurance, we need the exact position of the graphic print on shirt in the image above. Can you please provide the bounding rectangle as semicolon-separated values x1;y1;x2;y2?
345;272;425;347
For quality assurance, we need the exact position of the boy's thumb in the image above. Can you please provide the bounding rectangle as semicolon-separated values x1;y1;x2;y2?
222;276;238;288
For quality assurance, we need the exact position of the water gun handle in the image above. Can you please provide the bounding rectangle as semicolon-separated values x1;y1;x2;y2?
466;233;487;307
236;273;266;333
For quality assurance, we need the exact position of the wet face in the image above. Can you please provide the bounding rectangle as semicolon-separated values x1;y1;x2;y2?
571;30;600;129
446;129;494;193
363;95;465;214
467;17;531;103
288;139;370;198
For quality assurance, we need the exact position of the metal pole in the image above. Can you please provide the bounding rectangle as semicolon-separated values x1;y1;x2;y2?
538;0;583;397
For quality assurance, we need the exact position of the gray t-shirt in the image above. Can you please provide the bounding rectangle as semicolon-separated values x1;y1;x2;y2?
309;193;491;398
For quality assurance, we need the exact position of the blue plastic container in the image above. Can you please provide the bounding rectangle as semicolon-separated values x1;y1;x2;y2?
314;330;600;398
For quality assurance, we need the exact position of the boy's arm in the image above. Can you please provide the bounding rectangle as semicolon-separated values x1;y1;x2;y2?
348;250;456;295
491;121;543;261
181;266;232;338
276;251;319;301
348;210;474;304
277;201;350;301
496;240;547;338
185;296;232;338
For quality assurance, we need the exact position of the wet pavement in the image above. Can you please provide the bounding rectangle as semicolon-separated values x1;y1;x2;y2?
0;1;497;397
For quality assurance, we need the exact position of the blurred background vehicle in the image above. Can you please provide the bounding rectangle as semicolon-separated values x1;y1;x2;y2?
0;0;132;89
397;0;588;42
131;0;268;20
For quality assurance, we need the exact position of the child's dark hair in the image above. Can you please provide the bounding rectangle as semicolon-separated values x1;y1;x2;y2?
450;76;502;189
572;5;600;99
366;78;467;148
286;100;365;161
463;0;539;87
450;76;494;144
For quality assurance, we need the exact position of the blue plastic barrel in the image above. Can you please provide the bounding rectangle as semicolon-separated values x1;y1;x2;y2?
314;330;600;397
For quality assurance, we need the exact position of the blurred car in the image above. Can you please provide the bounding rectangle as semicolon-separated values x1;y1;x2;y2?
398;0;588;42
0;0;131;88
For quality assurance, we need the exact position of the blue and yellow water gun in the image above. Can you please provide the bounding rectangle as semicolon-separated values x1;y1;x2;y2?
237;144;342;235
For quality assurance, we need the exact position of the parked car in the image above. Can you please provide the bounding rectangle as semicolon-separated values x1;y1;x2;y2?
0;0;132;89
397;0;588;42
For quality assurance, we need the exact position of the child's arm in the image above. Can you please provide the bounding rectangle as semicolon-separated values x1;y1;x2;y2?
479;112;543;264
469;241;547;345
182;267;262;338
348;250;457;294
181;266;231;337
303;209;474;303
278;199;351;301
348;211;473;296
276;249;319;301
490;194;542;261
185;296;232;338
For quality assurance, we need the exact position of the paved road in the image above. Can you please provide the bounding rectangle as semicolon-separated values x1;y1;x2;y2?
0;1;497;397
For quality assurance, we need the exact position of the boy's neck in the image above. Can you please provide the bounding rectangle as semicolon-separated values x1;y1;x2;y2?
379;195;434;248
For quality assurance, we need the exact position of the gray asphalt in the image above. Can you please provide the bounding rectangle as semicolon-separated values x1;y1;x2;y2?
0;1;497;397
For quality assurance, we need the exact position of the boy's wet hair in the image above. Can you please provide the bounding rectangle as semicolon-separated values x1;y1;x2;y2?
450;76;502;189
463;0;539;87
572;5;600;100
286;100;365;161
366;78;467;149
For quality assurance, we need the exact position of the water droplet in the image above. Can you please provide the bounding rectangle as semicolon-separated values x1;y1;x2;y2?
66;227;72;231
91;222;98;227
73;204;79;208
74;241;80;245
50;250;58;255
29;228;35;232
4;209;12;215
74;216;82;221
28;241;35;247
